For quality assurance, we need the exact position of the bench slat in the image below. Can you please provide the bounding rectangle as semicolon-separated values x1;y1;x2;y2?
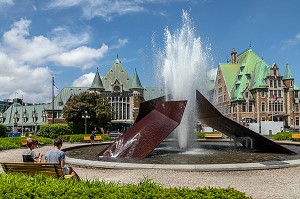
205;133;223;138
292;134;300;139
1;162;63;177
84;136;102;141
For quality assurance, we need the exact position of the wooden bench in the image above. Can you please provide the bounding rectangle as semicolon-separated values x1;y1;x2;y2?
0;162;73;179
83;135;102;141
291;133;300;140
204;133;223;139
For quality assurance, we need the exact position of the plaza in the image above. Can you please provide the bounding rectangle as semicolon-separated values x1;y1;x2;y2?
1;141;300;199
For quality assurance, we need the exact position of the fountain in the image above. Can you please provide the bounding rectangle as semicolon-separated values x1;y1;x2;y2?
155;10;210;149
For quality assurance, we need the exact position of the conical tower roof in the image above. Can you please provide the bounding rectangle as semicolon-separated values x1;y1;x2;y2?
283;63;294;80
89;68;104;91
131;68;143;90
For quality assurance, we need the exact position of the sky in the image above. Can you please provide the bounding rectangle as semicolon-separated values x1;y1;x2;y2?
0;0;300;104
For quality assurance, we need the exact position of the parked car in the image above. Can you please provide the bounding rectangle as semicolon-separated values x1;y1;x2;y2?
109;131;123;139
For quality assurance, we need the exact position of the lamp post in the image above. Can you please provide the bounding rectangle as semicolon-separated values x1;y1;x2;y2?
82;111;90;134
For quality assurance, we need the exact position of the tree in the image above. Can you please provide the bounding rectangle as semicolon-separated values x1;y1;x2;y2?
62;92;112;133
0;124;7;137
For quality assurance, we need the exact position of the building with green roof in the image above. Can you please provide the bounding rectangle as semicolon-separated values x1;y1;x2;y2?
215;47;299;130
0;57;165;132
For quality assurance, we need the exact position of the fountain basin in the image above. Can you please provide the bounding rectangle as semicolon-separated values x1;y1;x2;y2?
64;141;300;171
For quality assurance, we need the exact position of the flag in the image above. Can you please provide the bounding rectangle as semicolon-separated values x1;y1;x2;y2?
272;95;277;101
20;95;24;106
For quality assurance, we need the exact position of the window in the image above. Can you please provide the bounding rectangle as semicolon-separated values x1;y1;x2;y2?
261;102;265;112
261;91;265;97
274;80;277;88
249;103;253;112
278;80;281;87
278;90;281;98
295;91;299;98
270;90;273;98
245;92;248;98
218;87;222;94
296;117;299;126
270;79;273;87
242;103;246;112
291;81;293;87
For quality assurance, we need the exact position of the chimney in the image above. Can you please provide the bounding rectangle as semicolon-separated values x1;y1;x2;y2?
231;48;237;64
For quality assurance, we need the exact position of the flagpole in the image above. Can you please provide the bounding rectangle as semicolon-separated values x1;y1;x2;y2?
21;95;24;136
52;77;55;124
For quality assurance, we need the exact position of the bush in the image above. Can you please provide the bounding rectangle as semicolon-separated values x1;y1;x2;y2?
58;134;111;142
0;174;251;199
39;124;72;138
272;132;292;140
0;124;7;137
0;137;53;150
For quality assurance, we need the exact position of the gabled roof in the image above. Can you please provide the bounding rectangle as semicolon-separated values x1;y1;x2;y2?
102;58;133;91
131;68;143;89
283;63;294;80
220;48;270;101
89;68;104;91
3;103;49;126
48;87;88;110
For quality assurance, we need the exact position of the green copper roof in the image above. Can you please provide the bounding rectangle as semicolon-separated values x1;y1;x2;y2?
283;63;294;80
102;58;133;91
3;103;49;126
49;87;88;110
221;48;270;101
90;68;104;91
131;68;143;89
250;61;268;89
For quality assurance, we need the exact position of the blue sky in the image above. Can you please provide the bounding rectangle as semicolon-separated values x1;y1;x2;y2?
0;0;300;103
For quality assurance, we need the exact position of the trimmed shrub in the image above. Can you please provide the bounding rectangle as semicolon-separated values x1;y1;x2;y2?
39;124;72;138
0;137;53;150
272;132;292;140
0;174;251;199
0;124;7;137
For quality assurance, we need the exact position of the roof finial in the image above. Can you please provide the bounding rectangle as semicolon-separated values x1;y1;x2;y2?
97;67;98;71
117;54;118;59
249;40;252;48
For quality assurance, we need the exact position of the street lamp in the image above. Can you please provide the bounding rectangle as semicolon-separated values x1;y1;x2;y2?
82;111;90;134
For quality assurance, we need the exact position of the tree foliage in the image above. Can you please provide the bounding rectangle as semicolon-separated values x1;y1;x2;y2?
62;92;112;132
0;124;7;137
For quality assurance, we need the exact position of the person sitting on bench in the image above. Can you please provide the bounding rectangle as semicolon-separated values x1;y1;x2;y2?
22;141;43;162
44;138;79;180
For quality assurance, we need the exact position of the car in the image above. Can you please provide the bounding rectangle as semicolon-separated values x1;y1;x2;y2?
109;131;123;139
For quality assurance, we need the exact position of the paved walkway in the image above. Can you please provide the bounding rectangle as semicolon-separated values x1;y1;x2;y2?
1;142;300;199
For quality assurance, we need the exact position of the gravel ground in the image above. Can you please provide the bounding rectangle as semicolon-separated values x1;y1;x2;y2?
1;143;300;199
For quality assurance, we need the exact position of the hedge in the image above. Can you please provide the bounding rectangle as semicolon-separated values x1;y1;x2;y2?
0;174;251;199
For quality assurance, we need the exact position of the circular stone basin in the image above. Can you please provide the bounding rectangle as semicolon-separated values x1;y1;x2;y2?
64;141;300;164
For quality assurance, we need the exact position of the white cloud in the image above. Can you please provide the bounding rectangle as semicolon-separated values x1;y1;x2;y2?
1;18;108;69
111;38;128;49
282;33;300;49
0;18;110;103
0;52;52;103
49;44;108;69
47;0;159;20
0;0;14;8
71;72;95;87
